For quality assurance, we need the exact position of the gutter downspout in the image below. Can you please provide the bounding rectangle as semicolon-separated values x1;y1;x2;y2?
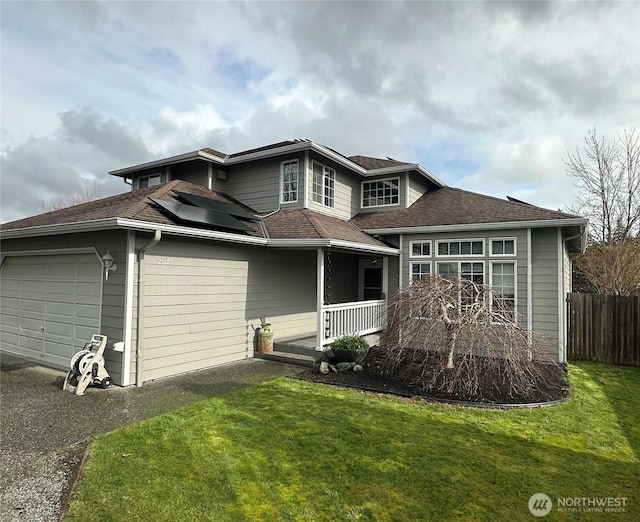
558;226;586;364
136;230;162;387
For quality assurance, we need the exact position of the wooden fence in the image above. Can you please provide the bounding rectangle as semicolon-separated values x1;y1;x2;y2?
567;293;640;366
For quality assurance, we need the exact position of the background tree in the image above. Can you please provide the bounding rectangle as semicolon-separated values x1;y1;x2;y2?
565;127;640;295
573;239;640;296
565;127;639;243
40;181;102;212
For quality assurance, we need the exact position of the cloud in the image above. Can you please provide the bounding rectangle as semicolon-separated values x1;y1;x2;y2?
1;0;638;222
0;108;150;222
143;105;235;156
458;135;576;210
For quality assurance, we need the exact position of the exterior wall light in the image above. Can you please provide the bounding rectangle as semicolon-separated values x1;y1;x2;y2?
101;251;117;280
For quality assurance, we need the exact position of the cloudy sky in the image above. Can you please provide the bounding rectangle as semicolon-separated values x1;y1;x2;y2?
1;0;639;223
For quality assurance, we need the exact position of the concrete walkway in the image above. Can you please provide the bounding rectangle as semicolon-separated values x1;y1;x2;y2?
0;354;301;522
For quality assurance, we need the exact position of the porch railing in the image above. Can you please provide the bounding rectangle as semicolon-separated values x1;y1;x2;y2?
321;299;387;345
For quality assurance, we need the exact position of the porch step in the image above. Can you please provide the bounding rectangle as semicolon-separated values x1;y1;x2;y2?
255;350;318;367
273;339;318;356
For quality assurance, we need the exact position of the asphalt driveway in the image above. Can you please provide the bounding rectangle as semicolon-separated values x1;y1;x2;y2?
0;354;300;522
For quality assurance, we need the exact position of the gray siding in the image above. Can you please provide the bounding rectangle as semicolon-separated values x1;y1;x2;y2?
135;238;316;382
170;160;209;187
0;231;129;382
209;167;229;193
387;255;400;299
531;228;560;356
226;154;305;213
307;152;360;219
407;172;429;206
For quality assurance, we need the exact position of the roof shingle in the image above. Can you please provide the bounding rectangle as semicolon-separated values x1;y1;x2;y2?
348;155;410;170
263;209;388;247
228;140;305;158
0;180;262;235
351;187;579;230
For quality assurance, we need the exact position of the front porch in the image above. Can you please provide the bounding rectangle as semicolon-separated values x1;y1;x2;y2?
256;330;383;367
255;247;393;366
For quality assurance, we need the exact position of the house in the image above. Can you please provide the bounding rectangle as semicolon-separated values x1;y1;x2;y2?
0;139;587;386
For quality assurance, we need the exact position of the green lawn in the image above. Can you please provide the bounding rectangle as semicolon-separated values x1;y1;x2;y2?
65;363;639;521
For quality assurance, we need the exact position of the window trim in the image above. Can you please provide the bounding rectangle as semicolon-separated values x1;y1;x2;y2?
435;239;485;258
490;237;517;257
434;261;485;281
436;260;486;310
361;176;401;208
280;159;299;204
311;160;336;208
409;240;432;258
410;261;432;283
138;173;161;189
489;260;518;323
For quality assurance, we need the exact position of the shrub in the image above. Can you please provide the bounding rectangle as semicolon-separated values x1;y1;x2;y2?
377;276;567;403
330;334;370;353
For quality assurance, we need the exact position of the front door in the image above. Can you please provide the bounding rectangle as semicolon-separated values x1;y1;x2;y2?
359;261;382;300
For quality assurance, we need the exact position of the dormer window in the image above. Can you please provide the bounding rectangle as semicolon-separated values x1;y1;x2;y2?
281;160;299;203
362;177;400;207
312;161;335;208
138;173;161;189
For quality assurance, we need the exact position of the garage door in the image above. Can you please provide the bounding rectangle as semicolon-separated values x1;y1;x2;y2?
0;253;102;368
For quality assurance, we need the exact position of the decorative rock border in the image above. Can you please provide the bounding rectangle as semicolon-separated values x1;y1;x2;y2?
298;375;569;410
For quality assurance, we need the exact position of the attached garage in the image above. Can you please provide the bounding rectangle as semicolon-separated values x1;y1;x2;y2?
135;238;316;383
0;252;103;369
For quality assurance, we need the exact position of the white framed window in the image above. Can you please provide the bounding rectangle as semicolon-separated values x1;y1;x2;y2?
410;262;431;282
362;177;400;207
312;161;336;207
436;239;484;257
490;238;516;256
281;160;299;203
409;241;431;258
437;261;485;310
138;173;161;189
490;261;516;322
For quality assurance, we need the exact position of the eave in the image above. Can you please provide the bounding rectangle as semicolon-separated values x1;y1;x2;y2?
364;164;446;187
267;238;399;255
109;150;225;177
0;218;268;246
362;217;589;235
109;140;446;188
0;219;398;254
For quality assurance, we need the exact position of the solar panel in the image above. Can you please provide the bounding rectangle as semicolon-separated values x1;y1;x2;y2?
173;191;256;221
151;199;255;234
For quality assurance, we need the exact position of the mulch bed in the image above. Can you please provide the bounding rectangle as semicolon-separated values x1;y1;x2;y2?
299;346;569;407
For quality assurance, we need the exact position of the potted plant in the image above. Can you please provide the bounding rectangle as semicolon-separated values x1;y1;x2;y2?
330;334;370;364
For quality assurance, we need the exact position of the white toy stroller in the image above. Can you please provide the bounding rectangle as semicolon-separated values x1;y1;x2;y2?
63;334;115;395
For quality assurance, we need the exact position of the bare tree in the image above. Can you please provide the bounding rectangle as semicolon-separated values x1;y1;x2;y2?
566;128;640;295
41;181;102;212
565;127;640;243
377;276;566;403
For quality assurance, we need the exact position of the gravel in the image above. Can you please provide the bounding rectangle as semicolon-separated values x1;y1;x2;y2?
0;449;79;522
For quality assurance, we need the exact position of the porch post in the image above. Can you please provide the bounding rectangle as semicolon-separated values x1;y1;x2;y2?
316;248;325;350
382;256;389;301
